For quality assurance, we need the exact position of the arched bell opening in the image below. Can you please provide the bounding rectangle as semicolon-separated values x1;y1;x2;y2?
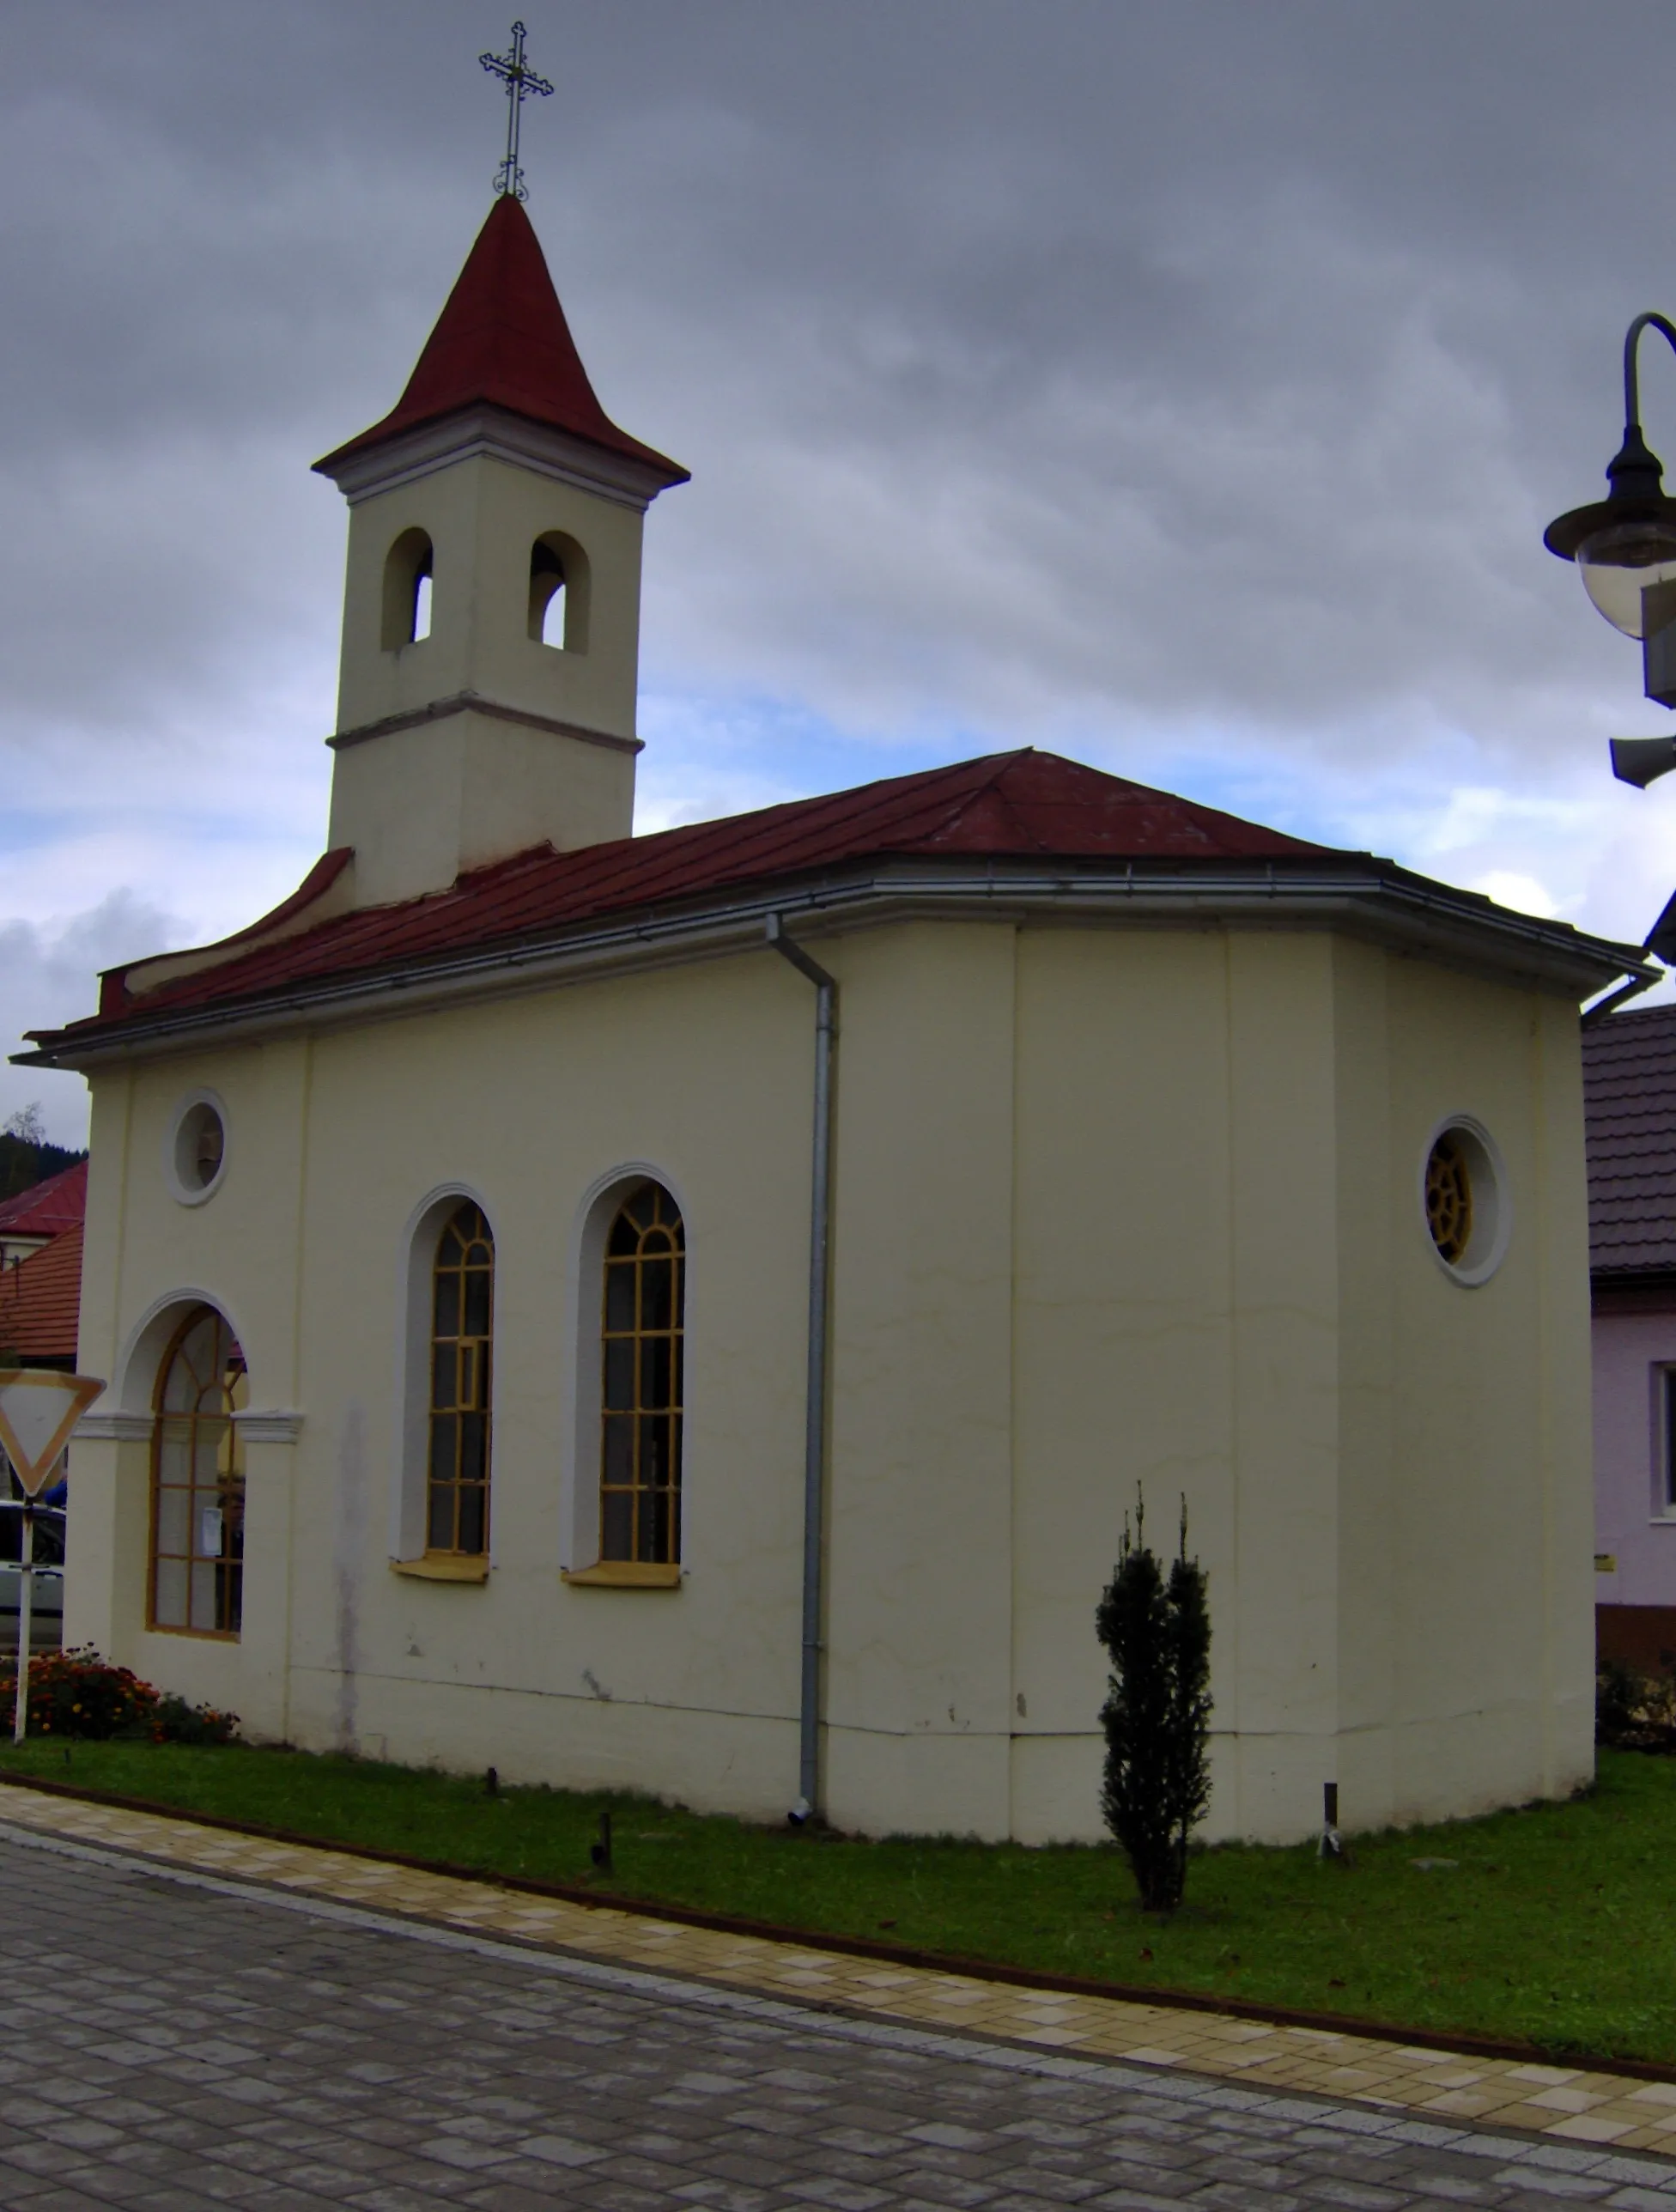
528;531;590;653
381;527;434;649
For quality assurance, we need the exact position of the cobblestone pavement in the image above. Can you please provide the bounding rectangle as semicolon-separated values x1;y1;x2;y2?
5;1828;1676;2212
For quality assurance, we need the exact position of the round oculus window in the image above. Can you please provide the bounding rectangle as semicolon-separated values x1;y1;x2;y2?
167;1095;228;1205
1420;1116;1509;1286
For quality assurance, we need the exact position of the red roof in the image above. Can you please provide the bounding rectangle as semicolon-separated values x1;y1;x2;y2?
0;1159;88;1241
0;1222;82;1365
68;750;1332;1039
314;195;688;485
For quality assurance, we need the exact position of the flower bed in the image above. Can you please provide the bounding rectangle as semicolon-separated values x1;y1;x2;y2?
0;1646;236;1743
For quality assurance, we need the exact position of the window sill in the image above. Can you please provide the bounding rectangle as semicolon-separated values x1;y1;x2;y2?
390;1555;490;1583
562;1561;682;1589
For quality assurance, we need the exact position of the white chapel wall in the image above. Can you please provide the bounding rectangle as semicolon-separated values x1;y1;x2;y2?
65;910;1597;1845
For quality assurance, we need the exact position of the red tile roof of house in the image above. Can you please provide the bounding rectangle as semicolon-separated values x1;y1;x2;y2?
65;750;1332;1036
0;1222;82;1366
0;1159;88;1241
1583;1002;1676;1276
313;194;688;485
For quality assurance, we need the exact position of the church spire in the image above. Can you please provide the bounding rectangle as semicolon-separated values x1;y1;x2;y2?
313;195;688;487
311;189;687;908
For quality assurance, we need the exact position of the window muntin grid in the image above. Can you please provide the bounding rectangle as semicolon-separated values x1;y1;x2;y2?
1424;1132;1473;1266
428;1202;494;1556
149;1305;248;1637
600;1184;684;1565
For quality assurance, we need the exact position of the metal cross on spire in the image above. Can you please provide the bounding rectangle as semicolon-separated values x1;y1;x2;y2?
480;20;554;203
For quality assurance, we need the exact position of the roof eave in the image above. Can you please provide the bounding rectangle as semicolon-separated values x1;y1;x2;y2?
15;856;1650;1074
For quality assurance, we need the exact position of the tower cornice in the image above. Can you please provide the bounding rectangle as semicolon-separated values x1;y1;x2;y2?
317;402;679;514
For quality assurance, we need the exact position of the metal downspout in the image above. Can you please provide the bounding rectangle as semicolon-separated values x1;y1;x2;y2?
767;914;837;1821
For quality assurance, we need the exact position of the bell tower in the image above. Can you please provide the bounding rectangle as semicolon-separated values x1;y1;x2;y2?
313;194;688;907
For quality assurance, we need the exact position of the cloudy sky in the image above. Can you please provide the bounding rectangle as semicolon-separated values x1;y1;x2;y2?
5;3;1676;1139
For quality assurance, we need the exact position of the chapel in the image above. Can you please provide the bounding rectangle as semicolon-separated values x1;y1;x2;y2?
23;190;1646;1844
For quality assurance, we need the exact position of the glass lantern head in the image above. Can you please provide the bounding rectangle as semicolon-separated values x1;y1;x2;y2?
1576;516;1676;638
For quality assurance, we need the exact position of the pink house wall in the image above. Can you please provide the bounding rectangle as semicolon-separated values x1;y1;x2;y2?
1592;1306;1676;1610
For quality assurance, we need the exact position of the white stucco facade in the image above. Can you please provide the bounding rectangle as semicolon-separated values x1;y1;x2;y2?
56;909;1603;1844
27;189;1637;1849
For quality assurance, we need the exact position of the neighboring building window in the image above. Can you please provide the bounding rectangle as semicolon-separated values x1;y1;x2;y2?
1424;1131;1473;1266
149;1305;247;1637
428;1201;493;1556
1661;1367;1676;1513
601;1183;685;1564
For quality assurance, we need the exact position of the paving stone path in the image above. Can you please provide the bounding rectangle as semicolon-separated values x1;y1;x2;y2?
4;1827;1676;2212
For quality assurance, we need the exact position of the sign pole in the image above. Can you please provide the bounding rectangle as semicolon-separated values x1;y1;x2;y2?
0;1370;107;1747
11;1497;31;1745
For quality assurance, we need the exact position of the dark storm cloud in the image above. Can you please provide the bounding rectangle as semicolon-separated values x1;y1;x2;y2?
5;5;1676;908
2;1;1667;771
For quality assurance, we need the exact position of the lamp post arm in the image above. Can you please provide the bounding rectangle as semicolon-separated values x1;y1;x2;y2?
1623;313;1676;432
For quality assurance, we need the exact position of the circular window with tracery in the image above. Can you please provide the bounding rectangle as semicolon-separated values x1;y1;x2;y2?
1419;1117;1509;1285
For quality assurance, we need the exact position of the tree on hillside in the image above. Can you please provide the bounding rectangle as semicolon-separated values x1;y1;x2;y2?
0;1103;85;1203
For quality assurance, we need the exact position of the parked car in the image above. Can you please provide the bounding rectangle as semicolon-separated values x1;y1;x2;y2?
1;1474;65;1656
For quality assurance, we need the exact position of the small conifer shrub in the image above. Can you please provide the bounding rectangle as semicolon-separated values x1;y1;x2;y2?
1095;1494;1212;1913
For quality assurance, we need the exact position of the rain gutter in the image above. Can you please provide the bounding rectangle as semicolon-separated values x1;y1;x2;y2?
765;915;837;1825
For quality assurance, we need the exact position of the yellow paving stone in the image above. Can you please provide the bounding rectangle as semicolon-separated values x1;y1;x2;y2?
4;1783;1676;2154
1547;2114;1639;2143
1524;2087;1606;2113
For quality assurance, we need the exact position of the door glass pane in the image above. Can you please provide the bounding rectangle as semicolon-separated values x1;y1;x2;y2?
431;1345;457;1410
155;1425;194;1488
641;1338;672;1410
190;1561;218;1629
155;1488;190;1555
428;1483;455;1552
641;1258;673;1331
602;1488;633;1561
604;1340;635;1410
154;1558;188;1627
430;1413;457;1485
458;1484;486;1556
603;1413;634;1484
459;1412;486;1486
648;1488;673;1565
605;1262;635;1331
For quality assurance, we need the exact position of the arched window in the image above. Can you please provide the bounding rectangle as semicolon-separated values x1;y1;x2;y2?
149;1305;247;1636
428;1201;493;1556
601;1184;684;1564
528;530;591;652
382;526;434;649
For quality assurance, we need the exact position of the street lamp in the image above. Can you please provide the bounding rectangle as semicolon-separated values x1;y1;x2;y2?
1545;314;1676;787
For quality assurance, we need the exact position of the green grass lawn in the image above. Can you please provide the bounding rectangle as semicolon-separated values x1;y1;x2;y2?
3;1736;1673;2067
